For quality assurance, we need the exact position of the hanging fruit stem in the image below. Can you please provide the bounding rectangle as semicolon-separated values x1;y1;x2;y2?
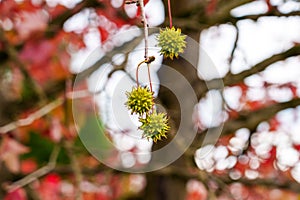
137;1;154;100
167;0;173;28
147;64;153;93
136;56;155;89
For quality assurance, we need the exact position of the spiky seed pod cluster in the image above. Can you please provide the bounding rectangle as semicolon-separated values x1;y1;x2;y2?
156;26;187;60
139;112;170;143
125;86;154;115
125;86;170;142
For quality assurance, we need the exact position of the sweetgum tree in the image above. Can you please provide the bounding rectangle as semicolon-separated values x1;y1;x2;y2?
1;0;300;199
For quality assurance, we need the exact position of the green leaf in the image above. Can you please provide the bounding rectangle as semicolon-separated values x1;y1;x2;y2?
78;115;114;161
21;132;69;165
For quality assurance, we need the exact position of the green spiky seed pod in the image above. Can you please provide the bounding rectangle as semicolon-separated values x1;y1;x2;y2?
156;26;187;60
125;86;154;115
139;112;170;142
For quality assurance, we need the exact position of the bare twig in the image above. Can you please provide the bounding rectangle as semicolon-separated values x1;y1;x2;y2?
192;44;300;100
0;98;64;134
5;145;60;192
224;45;300;86
192;97;300;147
76;32;150;82
233;10;300;22
139;0;149;59
0;89;92;134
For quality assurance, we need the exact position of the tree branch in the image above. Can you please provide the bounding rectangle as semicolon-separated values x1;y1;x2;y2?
170;5;300;31
192;98;300;147
233;10;300;22
76;29;157;82
53;162;300;193
77;35;143;81
223;45;300;86
46;0;104;37
222;98;300;134
192;45;300;100
206;0;255;25
4;145;60;192
0;98;64;134
214;174;300;193
155;165;300;194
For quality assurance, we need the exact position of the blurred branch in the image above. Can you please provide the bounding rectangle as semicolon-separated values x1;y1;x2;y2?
0;98;64;134
193;98;300;147
155;165;300;194
223;45;300;86
46;0;104;37
233;10;300;22
76;30;157;82
206;0;254;25
54;162;300;194
192;45;300;100
214;174;300;193
170;4;300;31
4;145;60;192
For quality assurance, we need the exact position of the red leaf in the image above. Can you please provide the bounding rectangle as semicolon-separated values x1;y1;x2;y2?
44;173;61;184
19;38;70;85
37;173;61;200
21;159;37;174
269;117;280;131
0;1;17;19
20;39;55;66
4;188;27;200
98;27;109;42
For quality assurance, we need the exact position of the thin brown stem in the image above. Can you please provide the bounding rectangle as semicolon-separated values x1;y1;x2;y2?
139;0;149;59
147;64;153;93
136;61;142;87
136;58;154;87
167;0;173;28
